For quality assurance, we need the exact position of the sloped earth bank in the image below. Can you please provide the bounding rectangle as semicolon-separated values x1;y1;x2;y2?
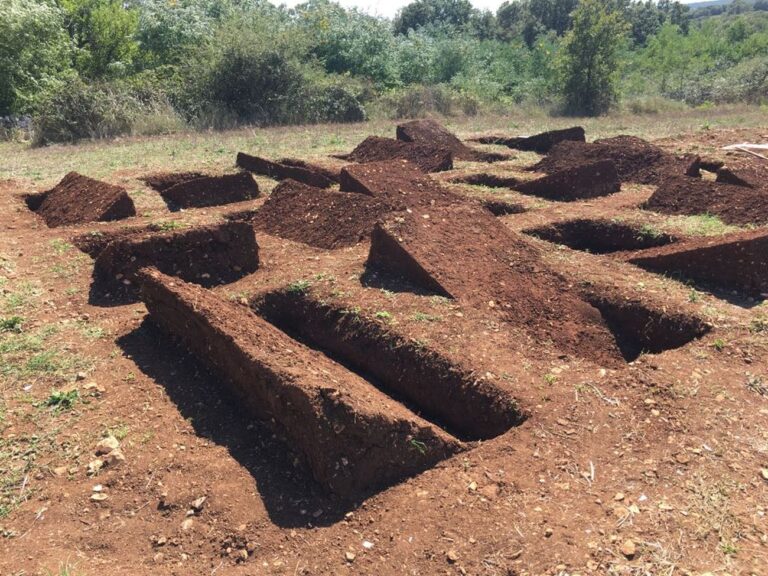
2;124;768;576
335;136;453;172
643;175;768;226
471;126;586;153
236;153;338;188
396;119;509;162
139;269;463;498
92;221;259;299
530;135;700;184
625;228;768;299
157;173;258;210
515;159;620;201
251;179;389;249
33;171;136;227
139;172;207;192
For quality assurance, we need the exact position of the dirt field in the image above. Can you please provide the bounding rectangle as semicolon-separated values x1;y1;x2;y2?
1;108;767;576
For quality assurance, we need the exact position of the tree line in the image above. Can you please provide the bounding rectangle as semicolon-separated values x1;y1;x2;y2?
2;0;767;144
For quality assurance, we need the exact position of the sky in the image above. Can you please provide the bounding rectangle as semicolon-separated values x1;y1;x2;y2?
267;0;701;19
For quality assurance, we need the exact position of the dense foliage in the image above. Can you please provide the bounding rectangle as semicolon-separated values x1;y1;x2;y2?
1;0;766;143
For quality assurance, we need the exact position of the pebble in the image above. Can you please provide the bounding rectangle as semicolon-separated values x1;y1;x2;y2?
95;436;120;455
181;518;194;531
620;539;637;559
345;552;356;562
87;459;104;476
446;549;459;563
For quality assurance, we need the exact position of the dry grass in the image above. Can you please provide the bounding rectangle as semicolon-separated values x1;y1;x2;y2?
1;105;765;187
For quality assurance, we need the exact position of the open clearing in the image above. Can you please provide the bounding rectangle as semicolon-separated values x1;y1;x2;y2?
1;108;767;575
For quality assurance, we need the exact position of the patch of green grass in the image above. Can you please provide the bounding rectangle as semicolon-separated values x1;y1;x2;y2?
374;311;392;320
50;239;73;255
0;316;23;333
44;389;79;411
637;223;664;240
154;220;185;231
672;214;738;237
2;281;42;313
408;439;427;455
712;338;726;351
286;279;311;295
412;312;441;322
543;373;558;385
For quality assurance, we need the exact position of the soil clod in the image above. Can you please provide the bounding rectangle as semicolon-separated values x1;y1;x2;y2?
336;136;453;173
472;126;586;154
396;119;509;162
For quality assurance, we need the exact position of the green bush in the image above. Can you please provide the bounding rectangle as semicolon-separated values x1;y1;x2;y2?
370;84;479;119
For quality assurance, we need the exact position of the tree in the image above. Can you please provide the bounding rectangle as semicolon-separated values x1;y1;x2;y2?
393;0;474;34
0;0;72;115
556;0;628;115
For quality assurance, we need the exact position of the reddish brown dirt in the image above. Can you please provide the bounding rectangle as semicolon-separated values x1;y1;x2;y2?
236;153;337;188
278;158;340;183
472;126;586;153
524;218;676;254
253;288;525;440
139;171;206;192
339;159;463;208
73;224;165;257
396;118;509;162
251;179;389;249
4;126;768;576
160;173;258;210
716;164;768;188
139;268;463;498
34;171;136;227
516;159;620;201
531;135;700;184
625;228;768;298
644;175;768;226
367;203;630;367
93;221;259;296
336;136;453;173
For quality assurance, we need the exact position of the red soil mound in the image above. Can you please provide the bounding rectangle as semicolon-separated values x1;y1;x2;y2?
139;269;462;497
252;179;389;249
626;228;768;298
236;153;337;188
396;119;509;162
449;173;521;188
716;164;767;189
35;172;136;228
278;158;340;183
94;221;259;290
472;126;586;154
159;172;258;210
644;175;768;226
139;172;206;192
339;160;463;209
337;136;453;173
367;203;627;367
531;135;699;184
515;159;620;201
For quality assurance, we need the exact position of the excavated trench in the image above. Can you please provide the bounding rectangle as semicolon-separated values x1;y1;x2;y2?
524;219;677;254
252;289;526;441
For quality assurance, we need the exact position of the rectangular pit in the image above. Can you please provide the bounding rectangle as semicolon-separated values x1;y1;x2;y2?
139;269;463;498
253;289;525;441
524;219;676;254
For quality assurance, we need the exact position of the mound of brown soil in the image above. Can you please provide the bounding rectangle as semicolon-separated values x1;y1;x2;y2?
472;126;586;154
94;221;259;290
626;228;768;298
252;179;389;249
35;172;136;228
278;158;340;183
159;173;258;210
644;175;768;226
716;164;767;189
73;225;163;258
516;160;620;201
530;135;699;184
139;268;462;498
367;204;627;367
140;172;206;192
396;119;509;162
339;160;463;208
337;136;453;173
236;153;337;188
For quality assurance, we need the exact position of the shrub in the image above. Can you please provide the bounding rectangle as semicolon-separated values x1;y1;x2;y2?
369;84;479;119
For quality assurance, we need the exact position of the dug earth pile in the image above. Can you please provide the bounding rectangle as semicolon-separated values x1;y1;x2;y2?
643;175;768;226
396;119;509;162
530;135;700;184
471;126;586;153
251;179;389;249
34;172;136;227
336;136;453;172
139;268;463;498
236;153;337;188
159;172;258;210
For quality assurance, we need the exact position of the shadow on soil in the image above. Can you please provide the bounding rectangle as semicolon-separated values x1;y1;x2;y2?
116;318;351;528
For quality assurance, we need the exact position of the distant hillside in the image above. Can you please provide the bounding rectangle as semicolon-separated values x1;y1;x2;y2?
688;0;756;8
